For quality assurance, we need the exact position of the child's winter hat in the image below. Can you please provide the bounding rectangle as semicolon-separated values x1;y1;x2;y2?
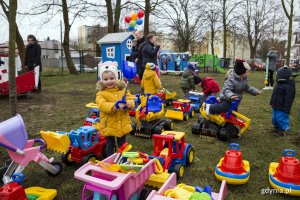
146;63;156;70
187;63;195;71
234;59;250;75
276;66;292;80
99;61;118;80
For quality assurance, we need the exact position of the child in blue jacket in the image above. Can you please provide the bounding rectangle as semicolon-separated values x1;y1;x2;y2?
270;66;295;136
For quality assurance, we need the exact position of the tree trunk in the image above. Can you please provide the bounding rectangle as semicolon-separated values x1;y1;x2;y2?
222;0;227;67
113;0;121;33
8;0;17;116
144;0;151;36
105;0;114;33
286;0;294;65
211;25;215;55
62;0;77;74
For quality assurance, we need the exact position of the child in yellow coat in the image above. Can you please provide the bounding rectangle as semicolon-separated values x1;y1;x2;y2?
95;61;134;157
141;63;163;95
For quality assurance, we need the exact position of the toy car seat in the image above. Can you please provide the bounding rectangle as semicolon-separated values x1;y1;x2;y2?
147;95;163;113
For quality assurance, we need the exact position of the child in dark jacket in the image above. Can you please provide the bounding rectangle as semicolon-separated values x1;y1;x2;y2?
205;59;261;116
180;63;198;98
270;66;295;136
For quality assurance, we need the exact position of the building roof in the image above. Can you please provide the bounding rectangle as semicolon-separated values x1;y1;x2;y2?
97;32;134;45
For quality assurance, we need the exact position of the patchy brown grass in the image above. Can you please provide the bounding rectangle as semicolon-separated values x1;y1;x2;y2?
0;69;299;200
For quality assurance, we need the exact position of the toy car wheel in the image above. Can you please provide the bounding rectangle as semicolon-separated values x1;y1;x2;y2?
82;153;98;165
186;146;194;166
190;109;195;117
46;161;63;177
139;187;152;200
218;127;229;141
197;116;205;123
174;163;184;179
164;119;174;130
153;125;164;134
226;123;239;139
61;150;75;166
0;166;8;182
191;123;201;135
184;113;189;121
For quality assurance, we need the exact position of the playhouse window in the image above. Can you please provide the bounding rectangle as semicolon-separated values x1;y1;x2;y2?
126;39;132;49
106;47;115;58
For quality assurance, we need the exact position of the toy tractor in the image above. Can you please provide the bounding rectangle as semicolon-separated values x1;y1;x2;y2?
165;99;195;121
191;96;251;141
188;91;204;112
131;93;174;138
84;108;100;126
129;94;141;117
156;89;177;106
150;131;194;179
41;126;107;165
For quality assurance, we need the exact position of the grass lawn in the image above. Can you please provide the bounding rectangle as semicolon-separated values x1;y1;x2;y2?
0;68;299;200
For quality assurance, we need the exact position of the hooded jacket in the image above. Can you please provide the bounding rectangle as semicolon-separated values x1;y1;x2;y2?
180;69;195;90
95;81;134;137
219;70;260;101
141;41;160;67
270;67;295;114
200;77;220;95
141;68;162;94
24;42;42;71
266;50;278;71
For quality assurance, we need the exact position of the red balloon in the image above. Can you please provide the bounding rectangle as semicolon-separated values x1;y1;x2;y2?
137;10;144;18
125;16;131;23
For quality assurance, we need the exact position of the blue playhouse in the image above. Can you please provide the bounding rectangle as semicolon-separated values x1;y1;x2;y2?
97;32;135;72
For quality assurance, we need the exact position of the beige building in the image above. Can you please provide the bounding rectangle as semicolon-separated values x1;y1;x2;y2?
155;32;176;50
78;25;108;51
201;31;250;60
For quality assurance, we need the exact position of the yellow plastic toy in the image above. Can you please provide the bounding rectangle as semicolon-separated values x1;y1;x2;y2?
165;99;195;121
25;187;57;200
145;158;171;189
85;102;98;109
164;183;196;199
40;131;70;154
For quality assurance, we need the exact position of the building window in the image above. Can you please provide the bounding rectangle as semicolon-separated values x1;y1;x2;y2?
126;39;133;49
106;46;115;58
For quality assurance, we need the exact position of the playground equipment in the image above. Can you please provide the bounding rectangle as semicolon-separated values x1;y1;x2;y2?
159;52;189;74
215;143;250;185
165;99;195;121
0;114;63;185
0;66;40;95
269;149;300;196
146;173;227;200
156;89;177;106
192;96;251;141
150;131;194;179
74;153;156;200
131;94;173;138
189;54;226;74
41;126;107;165
188;91;204;113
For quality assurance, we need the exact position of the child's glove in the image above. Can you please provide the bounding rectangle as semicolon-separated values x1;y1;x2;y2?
115;101;132;110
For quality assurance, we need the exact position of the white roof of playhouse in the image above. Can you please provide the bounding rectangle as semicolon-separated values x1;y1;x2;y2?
97;32;134;45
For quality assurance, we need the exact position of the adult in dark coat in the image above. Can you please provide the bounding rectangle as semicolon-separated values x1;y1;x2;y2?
24;34;42;92
140;34;160;80
135;31;145;79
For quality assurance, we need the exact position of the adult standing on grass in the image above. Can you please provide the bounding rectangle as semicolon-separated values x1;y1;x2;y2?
24;34;42;92
264;47;278;90
135;31;145;80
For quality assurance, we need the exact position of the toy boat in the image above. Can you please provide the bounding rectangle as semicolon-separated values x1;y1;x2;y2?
215;143;250;185
269;149;300;196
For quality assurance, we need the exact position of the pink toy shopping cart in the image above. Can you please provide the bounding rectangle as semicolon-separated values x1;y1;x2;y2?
0;114;63;184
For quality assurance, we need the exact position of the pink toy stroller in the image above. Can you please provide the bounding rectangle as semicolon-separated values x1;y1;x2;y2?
0;114;63;184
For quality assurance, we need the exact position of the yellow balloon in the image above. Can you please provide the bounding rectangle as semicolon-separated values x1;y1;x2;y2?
131;13;138;21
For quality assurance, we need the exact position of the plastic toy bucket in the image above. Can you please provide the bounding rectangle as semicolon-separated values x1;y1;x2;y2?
0;114;28;150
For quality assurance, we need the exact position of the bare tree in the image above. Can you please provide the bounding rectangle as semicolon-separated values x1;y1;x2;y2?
0;0;25;66
281;0;294;65
105;0;122;33
156;0;203;52
220;0;242;65
8;0;17;116
240;0;278;58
